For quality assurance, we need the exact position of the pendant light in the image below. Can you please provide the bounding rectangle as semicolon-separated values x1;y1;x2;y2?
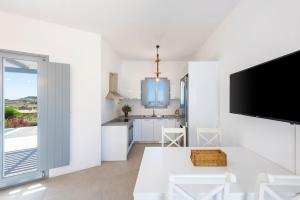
154;45;161;81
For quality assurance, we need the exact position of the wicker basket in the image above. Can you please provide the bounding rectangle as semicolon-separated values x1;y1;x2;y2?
190;149;227;167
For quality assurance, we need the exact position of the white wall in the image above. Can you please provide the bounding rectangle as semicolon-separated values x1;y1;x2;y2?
119;61;186;116
101;40;122;123
194;0;300;172
0;11;102;177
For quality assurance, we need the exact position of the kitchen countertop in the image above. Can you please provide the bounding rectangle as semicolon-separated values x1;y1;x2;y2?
102;115;180;126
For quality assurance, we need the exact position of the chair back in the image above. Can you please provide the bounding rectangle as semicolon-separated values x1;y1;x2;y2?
168;173;236;200
162;127;186;147
256;173;300;200
197;128;220;147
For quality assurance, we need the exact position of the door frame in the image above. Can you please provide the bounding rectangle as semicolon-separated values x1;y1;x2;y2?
0;49;49;189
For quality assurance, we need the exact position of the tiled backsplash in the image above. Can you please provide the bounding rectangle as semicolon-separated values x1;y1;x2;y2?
120;99;180;116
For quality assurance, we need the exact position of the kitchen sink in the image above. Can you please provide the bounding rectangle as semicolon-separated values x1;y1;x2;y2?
142;115;165;118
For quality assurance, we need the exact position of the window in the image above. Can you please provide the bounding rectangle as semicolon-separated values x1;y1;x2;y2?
141;78;170;108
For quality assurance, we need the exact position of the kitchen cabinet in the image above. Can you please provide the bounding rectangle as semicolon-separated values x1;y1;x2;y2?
102;124;131;161
133;119;142;141
132;118;179;143
164;119;176;128
175;118;181;128
153;119;164;141
140;118;176;142
141;119;154;141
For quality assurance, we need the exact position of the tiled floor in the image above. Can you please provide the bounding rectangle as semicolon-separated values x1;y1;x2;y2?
0;143;157;200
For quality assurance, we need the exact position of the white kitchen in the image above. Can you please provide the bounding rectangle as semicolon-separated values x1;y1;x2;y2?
1;1;300;200
101;42;219;161
100;37;300;199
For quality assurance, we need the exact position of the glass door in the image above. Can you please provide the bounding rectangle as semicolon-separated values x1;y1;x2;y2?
0;52;47;188
3;57;39;177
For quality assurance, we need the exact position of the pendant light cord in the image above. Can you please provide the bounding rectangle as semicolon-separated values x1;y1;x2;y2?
155;45;160;79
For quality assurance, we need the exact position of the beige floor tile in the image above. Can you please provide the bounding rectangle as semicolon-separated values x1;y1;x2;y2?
0;143;158;200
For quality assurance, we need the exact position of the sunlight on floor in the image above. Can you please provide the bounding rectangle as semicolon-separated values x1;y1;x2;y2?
27;183;43;190
9;189;21;195
7;182;47;198
22;186;46;196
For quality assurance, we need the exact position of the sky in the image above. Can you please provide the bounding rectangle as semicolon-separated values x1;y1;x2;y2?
4;72;37;100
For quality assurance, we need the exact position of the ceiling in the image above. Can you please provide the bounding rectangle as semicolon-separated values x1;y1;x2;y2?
0;0;240;60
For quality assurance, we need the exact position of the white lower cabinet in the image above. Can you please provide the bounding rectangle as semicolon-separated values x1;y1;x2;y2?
162;119;177;142
175;118;181;128
133;119;142;141
138;118;177;143
102;125;129;161
164;119;176;128
154;119;164;142
141;119;154;141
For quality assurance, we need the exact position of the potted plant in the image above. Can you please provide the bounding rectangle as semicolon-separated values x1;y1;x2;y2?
122;105;132;118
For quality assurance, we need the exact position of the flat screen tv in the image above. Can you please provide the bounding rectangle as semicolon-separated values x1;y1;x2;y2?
230;50;300;124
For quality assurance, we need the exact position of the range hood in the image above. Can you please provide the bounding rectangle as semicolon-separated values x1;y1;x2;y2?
106;73;124;101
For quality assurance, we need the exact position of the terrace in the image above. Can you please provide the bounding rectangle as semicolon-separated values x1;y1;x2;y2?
4;127;38;177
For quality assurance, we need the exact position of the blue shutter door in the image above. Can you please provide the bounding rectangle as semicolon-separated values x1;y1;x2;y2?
156;78;170;107
46;62;70;169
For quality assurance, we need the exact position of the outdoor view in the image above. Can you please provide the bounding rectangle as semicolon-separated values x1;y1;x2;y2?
3;58;38;177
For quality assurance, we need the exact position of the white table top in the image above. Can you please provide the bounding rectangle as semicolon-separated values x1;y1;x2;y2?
133;147;293;200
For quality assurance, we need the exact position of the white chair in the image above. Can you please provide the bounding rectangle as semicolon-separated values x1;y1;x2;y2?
162;127;186;147
256;173;300;200
197;128;221;147
168;173;236;200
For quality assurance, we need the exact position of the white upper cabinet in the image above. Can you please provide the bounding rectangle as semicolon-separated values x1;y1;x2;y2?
119;75;141;99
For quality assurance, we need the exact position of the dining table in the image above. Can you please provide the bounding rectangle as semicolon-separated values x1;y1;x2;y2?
133;147;293;200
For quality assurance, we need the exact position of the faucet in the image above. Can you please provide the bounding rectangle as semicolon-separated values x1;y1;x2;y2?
152;108;157;117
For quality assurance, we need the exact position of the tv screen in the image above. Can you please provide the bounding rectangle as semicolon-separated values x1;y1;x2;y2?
230;50;300;124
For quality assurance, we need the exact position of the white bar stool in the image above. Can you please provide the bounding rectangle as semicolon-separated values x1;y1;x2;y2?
162;127;186;147
256;173;300;200
168;173;236;200
196;128;221;147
